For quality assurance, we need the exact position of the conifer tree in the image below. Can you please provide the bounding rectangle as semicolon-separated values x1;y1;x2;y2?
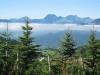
59;32;76;75
60;32;76;58
84;31;100;75
18;17;40;74
0;23;14;75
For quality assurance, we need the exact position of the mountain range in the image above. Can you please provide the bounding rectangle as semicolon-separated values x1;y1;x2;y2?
0;14;100;25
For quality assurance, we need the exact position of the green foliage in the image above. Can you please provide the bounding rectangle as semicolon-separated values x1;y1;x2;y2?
84;31;100;75
60;32;76;58
0;22;100;75
17;18;41;75
0;31;16;75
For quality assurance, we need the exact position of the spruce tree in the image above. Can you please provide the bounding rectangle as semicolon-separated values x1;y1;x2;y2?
0;26;14;75
18;17;40;74
84;31;100;75
60;32;76;58
59;32;76;75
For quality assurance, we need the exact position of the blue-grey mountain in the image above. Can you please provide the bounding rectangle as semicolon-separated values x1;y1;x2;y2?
0;14;98;24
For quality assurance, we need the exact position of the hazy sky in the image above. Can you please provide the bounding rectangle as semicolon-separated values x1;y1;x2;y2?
0;0;100;19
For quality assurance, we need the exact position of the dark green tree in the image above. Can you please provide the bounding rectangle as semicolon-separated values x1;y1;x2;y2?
59;32;76;75
84;31;100;75
0;30;15;75
18;18;41;75
60;32;76;58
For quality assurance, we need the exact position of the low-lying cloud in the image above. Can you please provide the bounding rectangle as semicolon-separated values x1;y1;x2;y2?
0;23;100;32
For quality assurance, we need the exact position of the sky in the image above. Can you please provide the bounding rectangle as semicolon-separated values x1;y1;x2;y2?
0;0;100;19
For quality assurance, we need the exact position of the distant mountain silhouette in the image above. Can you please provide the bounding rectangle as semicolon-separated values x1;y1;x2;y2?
92;18;100;25
0;14;100;24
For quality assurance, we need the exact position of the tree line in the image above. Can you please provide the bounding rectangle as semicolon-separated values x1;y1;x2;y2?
0;19;100;75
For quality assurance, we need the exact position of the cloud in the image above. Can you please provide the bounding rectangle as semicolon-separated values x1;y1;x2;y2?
0;23;100;32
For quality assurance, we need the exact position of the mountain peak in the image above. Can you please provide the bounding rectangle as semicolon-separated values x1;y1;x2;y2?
66;15;78;17
0;14;98;24
44;14;58;19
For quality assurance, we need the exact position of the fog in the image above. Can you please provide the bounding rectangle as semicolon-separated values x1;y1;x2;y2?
0;23;100;33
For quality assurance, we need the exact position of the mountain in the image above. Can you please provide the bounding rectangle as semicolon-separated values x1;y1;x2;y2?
39;14;93;24
60;15;92;24
41;14;58;23
0;19;10;22
92;18;100;25
0;14;94;24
